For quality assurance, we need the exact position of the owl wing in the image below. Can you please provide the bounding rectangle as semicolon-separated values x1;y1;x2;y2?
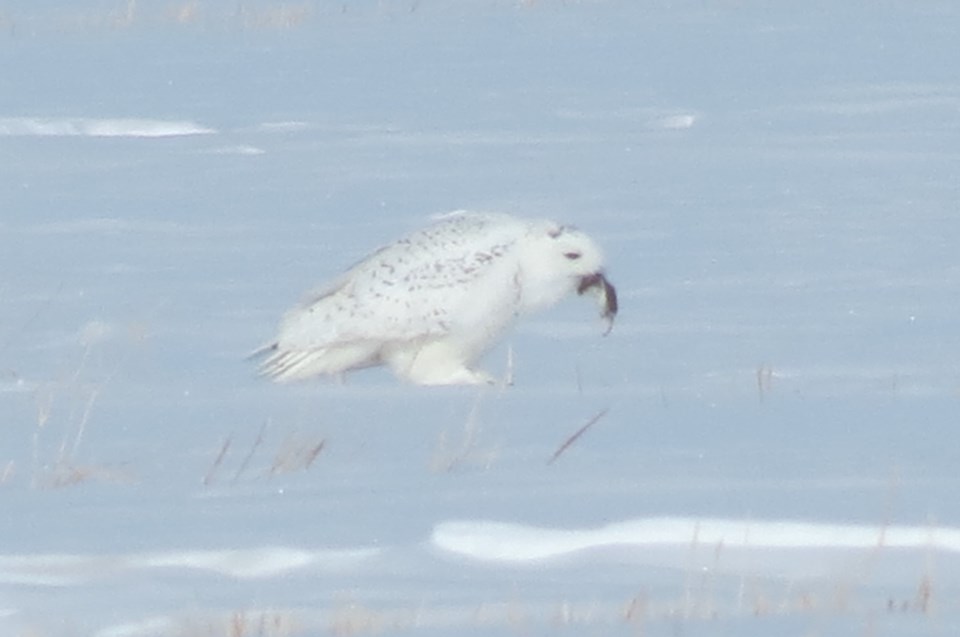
275;212;527;351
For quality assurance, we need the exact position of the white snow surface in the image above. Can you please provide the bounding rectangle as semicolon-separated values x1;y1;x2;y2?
2;1;960;635
432;518;960;561
0;118;214;138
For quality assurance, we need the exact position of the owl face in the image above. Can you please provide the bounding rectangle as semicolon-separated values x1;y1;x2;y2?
543;223;606;277
517;222;617;332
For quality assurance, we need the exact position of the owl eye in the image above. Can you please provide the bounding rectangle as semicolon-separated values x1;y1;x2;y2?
564;251;582;260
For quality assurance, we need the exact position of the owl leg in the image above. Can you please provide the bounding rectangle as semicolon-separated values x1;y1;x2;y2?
385;340;494;386
409;366;495;386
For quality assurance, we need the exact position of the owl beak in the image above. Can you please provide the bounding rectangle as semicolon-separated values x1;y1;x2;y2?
577;272;618;335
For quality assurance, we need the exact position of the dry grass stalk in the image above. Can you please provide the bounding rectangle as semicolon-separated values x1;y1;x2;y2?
204;422;326;484
329;601;381;637
623;593;647;624
430;390;498;472
39;460;134;488
177;609;300;637
756;363;774;401
31;380;115;488
547;407;609;465
233;419;268;483
915;574;933;614
170;1;199;24
236;3;312;30
1;460;15;485
269;433;325;476
203;436;233;486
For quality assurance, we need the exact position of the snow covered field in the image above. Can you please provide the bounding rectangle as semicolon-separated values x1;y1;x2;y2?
2;1;960;634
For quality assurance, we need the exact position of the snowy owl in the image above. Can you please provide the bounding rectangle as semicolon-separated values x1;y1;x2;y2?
253;211;617;386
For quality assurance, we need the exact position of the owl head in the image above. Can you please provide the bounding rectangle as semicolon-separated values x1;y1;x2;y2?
518;221;617;332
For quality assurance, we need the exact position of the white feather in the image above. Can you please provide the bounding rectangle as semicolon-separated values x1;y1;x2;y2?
255;211;615;385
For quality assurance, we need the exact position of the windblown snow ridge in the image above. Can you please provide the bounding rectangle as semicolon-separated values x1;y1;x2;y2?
431;517;960;562
0;117;215;138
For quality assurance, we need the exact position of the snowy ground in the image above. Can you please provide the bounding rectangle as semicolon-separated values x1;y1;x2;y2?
2;1;960;635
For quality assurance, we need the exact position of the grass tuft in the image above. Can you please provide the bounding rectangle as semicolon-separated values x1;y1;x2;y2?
430;390;499;472
202;420;326;486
